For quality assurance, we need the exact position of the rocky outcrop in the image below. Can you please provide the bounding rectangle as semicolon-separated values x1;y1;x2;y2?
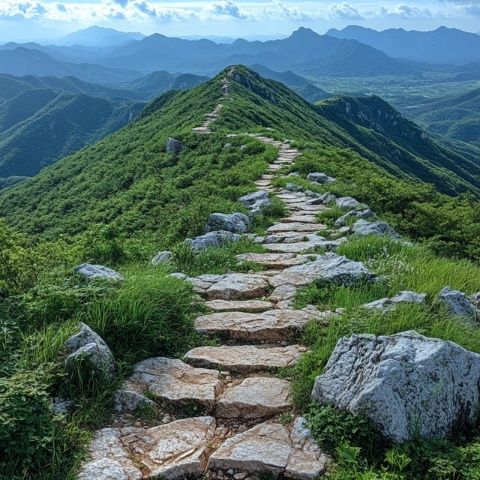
352;219;400;239
151;250;173;265
185;230;242;251
74;263;124;282
335;208;375;227
437;287;479;322
166;137;183;154
205;213;250;234
64;323;115;375
307;172;335;184
239;191;272;216
312;331;480;442
363;291;427;312
336;197;365;210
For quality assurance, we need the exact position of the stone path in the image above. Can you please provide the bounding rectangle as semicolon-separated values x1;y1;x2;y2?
78;71;341;480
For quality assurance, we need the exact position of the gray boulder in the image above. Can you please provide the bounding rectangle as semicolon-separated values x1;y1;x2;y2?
205;213;250;234
64;323;115;375
166;137;183;154
335;208;375;228
336;197;364;210
186;231;242;251
74;264;124;282
437;287;479;322
239;191;272;216
312;331;480;442
307;172;336;184
285;183;304;192
151;251;173;265
352;220;400;240
363;291;427;312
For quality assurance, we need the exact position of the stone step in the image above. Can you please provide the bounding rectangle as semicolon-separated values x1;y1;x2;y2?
267;223;321;233
78;417;217;480
283;214;318;224
208;418;328;479
216;377;292;419
194;309;320;341
114;357;220;413
184;344;306;372
236;252;310;269
264;240;327;254
203;273;270;300
205;299;274;313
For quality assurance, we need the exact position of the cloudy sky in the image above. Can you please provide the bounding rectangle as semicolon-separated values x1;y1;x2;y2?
1;0;480;42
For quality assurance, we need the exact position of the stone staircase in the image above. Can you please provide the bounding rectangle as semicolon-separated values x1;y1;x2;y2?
78;81;334;480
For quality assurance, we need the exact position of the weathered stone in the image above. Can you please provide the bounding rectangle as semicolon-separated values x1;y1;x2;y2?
185;344;305;372
208;419;328;479
312;331;480;442
114;357;220;412
334;209;375;227
363;291;427;312
270;252;375;288
151;250;173;265
194;309;320;341
216;377;292;419
74;263;124;282
205;299;273;313
471;292;480;309
307;172;335;184
269;284;298;303
285;183;304;192
206;274;269;300
352;219;400;239
236;253;310;269
185;231;242;251
64;323;115;374
437;286;479;321
264;237;345;254
166;137;183;154
336;197;364;210
239;191;270;212
267;223;321;233
79;417;216;480
205;213;250;234
284;214;318;224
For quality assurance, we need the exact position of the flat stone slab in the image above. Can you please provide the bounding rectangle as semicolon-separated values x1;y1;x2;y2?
284;215;318;224
267;223;321;233
114;357;220;412
264;240;327;254
206;274;270;300
208;418;328;479
79;417;217;480
236;252;310;269
194;309;320;341
184;344;306;372
205;299;273;313
216;377;292;419
270;253;376;288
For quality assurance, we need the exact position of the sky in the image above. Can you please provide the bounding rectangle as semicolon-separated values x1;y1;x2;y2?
1;0;480;42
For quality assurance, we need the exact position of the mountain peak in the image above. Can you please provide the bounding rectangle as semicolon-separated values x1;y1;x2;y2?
290;27;319;40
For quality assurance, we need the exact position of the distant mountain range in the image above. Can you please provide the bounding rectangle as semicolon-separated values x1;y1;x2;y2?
58;26;145;47
327;26;480;65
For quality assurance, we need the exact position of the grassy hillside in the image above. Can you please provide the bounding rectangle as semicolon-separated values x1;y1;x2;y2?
403;87;480;147
0;92;144;177
1;65;480;480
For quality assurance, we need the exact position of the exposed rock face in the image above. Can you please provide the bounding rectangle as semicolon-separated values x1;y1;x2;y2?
205;213;250;234
74;263;124;282
78;417;216;480
335;208;375;227
336;197;364;210
352;219;400;239
185;230;242;251
184;344;305;372
363;291;427;312
216;377;292;419
307;172;335;184
312;331;480;442
437;287;479;322
114;357;220;412
239;191;272;216
64;323;115;374
166;137;183;154
151;250;173;265
270;252;376;288
208;418;328;478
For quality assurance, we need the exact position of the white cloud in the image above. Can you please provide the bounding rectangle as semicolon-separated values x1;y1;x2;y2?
209;1;246;19
330;3;364;20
